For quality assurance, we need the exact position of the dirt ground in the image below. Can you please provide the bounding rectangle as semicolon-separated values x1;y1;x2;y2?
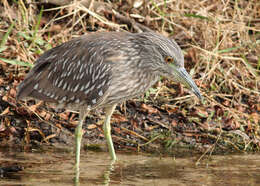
0;0;259;155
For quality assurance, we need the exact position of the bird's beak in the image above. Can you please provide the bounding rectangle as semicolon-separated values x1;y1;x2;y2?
169;65;203;100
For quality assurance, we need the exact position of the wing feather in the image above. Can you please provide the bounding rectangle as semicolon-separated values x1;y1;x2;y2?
17;34;113;108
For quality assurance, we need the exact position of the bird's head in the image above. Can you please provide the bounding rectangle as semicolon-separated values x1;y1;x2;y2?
138;32;203;100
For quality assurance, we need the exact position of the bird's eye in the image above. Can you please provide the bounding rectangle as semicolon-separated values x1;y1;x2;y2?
165;56;174;63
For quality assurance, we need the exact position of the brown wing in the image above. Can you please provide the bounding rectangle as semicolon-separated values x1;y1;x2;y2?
17;34;113;108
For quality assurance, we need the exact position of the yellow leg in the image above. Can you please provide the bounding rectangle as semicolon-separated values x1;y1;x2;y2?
74;110;88;183
103;104;117;161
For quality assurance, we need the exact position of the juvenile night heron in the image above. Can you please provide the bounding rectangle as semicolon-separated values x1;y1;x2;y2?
17;31;202;172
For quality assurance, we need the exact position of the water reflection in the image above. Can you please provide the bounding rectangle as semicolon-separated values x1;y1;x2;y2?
1;148;260;185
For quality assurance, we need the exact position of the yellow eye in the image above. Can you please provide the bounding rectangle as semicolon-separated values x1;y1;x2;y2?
165;56;174;63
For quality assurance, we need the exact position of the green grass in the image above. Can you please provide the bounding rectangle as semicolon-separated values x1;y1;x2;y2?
0;57;33;67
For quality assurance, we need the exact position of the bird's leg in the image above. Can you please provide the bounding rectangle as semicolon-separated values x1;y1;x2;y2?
75;109;88;181
103;104;117;161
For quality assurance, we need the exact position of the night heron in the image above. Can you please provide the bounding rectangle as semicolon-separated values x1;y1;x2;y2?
17;31;202;173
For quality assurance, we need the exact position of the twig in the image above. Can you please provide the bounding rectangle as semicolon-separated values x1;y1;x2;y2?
104;9;153;33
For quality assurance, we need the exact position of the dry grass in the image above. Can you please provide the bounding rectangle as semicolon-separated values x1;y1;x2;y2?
0;0;259;154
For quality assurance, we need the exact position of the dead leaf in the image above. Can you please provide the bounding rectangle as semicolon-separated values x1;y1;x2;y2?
140;103;158;114
256;104;260;112
247;121;252;132
171;119;177;127
0;107;10;116
187;48;197;63
70;113;77;121
232;120;240;130
44;112;51;121
59;112;69;120
9;126;17;134
131;119;138;129
224;117;240;130
250;113;259;124
70;120;78;125
0;120;6;132
194;107;208;118
96;119;104;126
112;113;128;123
214;105;224;117
55;123;62;129
199;122;210;130
0;78;4;85
195;80;207;89
213;128;221;134
39;110;47;118
27;127;45;139
9;88;16;98
43;134;56;143
47;24;62;33
164;104;178;114
235;104;245;112
2;95;8;102
183;132;193;137
146;125;159;131
87;124;97;129
114;127;120;134
222;100;230;107
178;83;184;96
29;101;43;112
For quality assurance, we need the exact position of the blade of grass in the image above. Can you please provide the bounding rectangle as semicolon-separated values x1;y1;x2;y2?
217;46;241;54
151;0;165;17
18;0;27;26
183;13;209;20
241;54;258;77
0;22;15;48
17;32;32;41
31;6;44;48
0;46;8;53
0;57;33;68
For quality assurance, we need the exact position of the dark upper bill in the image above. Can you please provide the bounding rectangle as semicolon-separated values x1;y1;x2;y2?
174;67;203;100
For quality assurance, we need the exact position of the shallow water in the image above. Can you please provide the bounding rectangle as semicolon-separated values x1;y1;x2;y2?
1;148;260;186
